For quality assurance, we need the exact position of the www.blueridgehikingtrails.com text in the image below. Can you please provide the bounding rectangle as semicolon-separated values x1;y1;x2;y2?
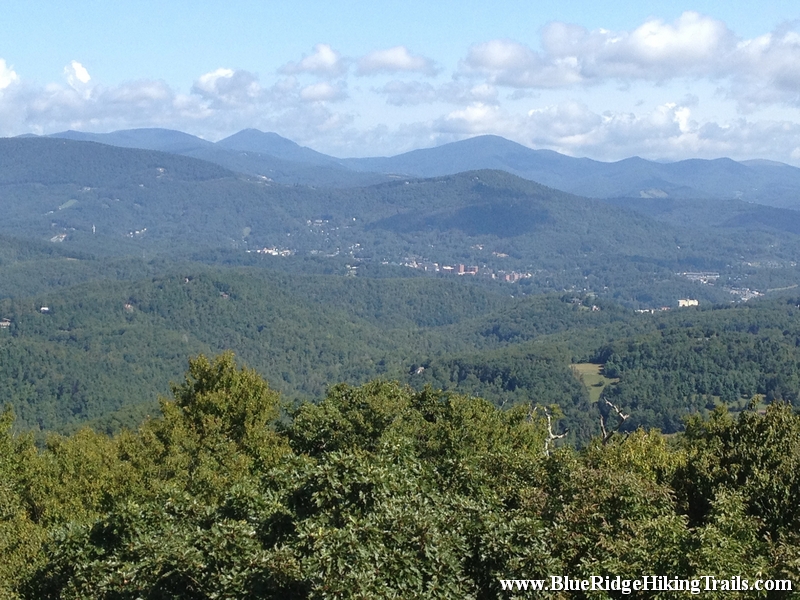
499;576;793;594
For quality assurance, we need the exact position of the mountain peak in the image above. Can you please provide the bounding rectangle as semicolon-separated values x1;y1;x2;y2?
216;129;339;166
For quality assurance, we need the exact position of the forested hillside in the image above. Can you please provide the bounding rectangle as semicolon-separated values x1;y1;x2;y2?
3;257;800;443
1;354;798;598
4;137;800;306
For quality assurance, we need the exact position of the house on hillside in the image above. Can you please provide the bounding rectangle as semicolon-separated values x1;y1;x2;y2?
678;299;699;307
0;318;11;328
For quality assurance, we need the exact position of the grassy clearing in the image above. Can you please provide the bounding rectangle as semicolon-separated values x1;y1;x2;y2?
571;363;618;402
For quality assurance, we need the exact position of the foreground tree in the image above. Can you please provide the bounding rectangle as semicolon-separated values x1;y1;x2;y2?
4;354;799;598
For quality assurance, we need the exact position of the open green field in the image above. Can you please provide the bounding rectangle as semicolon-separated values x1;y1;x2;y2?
571;363;618;402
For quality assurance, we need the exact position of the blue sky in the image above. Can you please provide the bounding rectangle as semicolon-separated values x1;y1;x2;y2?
2;1;800;163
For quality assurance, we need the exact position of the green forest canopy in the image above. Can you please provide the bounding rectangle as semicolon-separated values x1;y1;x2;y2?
1;353;798;598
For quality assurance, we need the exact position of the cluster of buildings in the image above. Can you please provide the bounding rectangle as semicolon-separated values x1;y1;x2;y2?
679;272;719;284
726;287;762;301
402;258;531;283
248;246;293;256
635;299;699;314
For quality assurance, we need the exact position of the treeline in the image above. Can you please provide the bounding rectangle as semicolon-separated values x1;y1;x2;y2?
1;353;798;598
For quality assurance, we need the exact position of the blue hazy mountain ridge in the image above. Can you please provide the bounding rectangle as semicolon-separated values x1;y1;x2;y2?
5;136;800;252
0;136;232;185
42;128;800;208
48;129;389;188
50;128;214;153
216;128;343;167
603;196;800;233
341;135;800;209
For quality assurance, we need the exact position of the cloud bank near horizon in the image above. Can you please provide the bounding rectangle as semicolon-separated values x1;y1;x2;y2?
2;12;800;164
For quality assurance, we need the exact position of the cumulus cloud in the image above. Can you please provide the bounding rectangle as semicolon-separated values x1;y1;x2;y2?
0;61;356;148
64;60;91;89
5;14;800;164
461;13;736;86
435;103;511;135
357;46;438;76
192;68;262;106
540;12;735;80
730;28;800;108
0;59;19;90
460;12;800;110
420;96;800;164
461;39;582;87
280;44;347;77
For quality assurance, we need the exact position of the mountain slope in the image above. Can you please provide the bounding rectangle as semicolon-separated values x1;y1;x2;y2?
4;138;800;307
343;135;800;208
42;129;800;207
216;128;342;166
49;128;388;187
50;128;214;154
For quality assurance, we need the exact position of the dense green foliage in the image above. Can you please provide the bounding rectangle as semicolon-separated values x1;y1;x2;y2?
1;354;798;598
5;255;800;441
597;299;800;432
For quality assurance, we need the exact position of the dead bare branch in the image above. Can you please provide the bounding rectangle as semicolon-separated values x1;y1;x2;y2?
600;398;629;444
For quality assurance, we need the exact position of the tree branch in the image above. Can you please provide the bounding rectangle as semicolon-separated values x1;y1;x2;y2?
600;398;629;444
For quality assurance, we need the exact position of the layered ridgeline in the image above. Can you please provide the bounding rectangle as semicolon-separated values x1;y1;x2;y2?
3;137;800;306
46;127;800;208
48;128;390;187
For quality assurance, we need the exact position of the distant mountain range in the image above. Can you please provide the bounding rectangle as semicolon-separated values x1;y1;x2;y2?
48;129;389;188
5;135;800;308
30;127;800;209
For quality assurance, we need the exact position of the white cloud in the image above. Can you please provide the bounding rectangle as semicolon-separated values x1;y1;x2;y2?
462;13;736;86
440;82;498;105
435;103;511;135
729;28;800;109
461;39;581;87
280;44;347;77
4;14;800;165
192;68;262;106
539;12;736;80
0;59;19;90
357;46;437;76
64;60;91;88
299;81;347;102
344;93;795;165
460;12;800;111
